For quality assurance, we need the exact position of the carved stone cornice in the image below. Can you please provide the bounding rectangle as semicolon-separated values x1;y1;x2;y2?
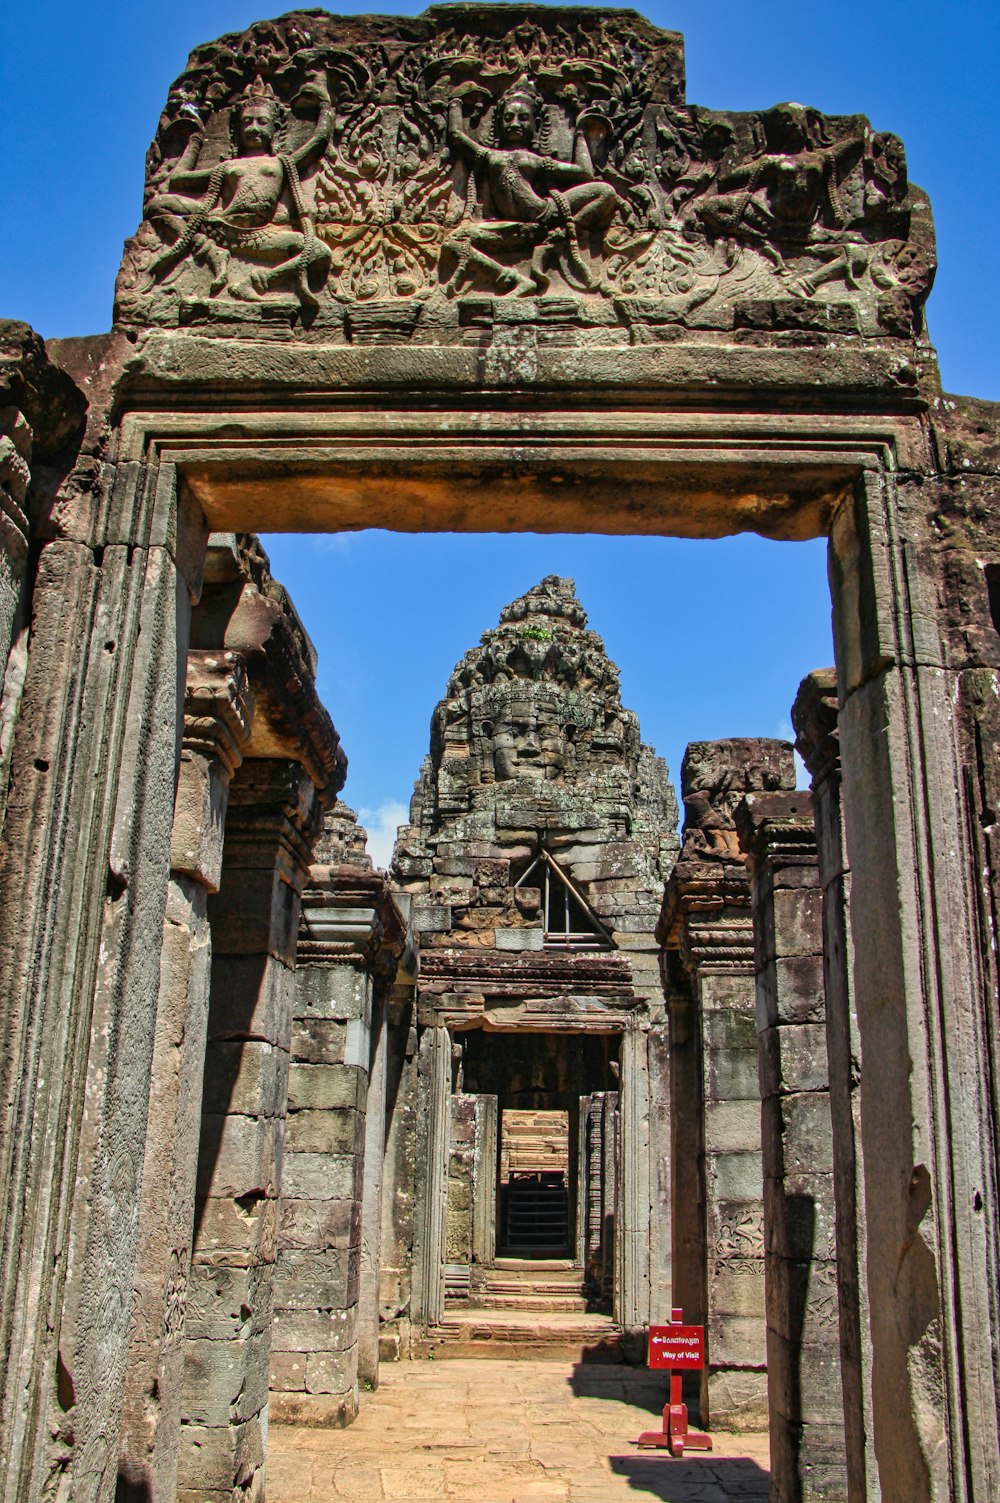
657;854;753;971
182;649;254;777
734;790;818;875
224;757;322;892
298;864;408;973
194;535;347;804
418;946;634;996
659;736;797;973
792;668;840;788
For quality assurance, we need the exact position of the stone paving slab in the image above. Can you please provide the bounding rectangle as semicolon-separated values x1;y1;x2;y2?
267;1358;770;1502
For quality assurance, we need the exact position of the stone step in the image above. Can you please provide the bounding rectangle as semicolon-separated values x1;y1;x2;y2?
470;1294;589;1312
492;1257;578;1272
481;1278;586;1294
413;1312;627;1363
484;1281;583;1291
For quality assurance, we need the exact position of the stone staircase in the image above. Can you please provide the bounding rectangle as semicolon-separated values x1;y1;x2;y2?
471;1258;587;1313
426;1254;627;1361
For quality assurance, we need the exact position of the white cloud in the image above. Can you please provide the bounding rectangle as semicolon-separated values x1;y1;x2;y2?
358;799;409;870
311;534;356;556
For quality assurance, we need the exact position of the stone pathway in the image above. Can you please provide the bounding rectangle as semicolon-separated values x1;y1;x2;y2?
267;1358;770;1502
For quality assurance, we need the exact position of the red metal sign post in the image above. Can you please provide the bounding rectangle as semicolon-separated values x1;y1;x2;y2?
637;1308;713;1455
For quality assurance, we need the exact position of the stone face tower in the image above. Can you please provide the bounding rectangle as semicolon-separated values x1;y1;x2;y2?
386;577;679;1340
394;574;678;917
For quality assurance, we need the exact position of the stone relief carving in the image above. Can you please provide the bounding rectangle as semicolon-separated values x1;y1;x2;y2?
140;77;333;308
115;6;935;343
713;1204;766;1276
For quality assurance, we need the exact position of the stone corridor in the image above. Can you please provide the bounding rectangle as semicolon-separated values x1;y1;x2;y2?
267;1358;770;1502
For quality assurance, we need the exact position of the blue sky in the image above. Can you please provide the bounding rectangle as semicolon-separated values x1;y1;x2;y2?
3;2;997;862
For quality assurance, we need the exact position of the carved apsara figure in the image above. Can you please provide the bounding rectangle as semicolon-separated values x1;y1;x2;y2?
442;78;624;297
688;103;864;271
140;78;332;308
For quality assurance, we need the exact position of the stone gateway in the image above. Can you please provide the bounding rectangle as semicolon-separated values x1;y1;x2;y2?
0;7;998;1503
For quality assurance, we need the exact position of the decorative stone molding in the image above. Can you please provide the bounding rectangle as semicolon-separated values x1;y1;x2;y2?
223;756;323;882
181;648;255;776
0;407;30;546
735;789;820;875
298;864;408;973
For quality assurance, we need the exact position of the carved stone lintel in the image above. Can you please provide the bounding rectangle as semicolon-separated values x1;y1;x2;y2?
114;9;935;342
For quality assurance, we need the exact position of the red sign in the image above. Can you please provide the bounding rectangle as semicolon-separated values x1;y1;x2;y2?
648;1324;704;1370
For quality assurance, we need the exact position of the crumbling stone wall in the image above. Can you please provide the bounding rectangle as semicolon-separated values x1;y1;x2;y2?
269;805;406;1428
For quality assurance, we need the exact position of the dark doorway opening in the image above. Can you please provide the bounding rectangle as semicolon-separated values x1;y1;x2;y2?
500;1108;571;1254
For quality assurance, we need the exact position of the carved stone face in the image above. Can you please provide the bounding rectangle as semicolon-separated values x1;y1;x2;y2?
766;105;809;156
498;96;538;148
483;695;568;782
237;102;277;154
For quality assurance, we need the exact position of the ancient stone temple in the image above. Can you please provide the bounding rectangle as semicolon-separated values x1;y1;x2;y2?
1;7;999;1503
388;576;678;1343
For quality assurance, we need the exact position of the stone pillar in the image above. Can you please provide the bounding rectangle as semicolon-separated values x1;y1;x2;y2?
412;1026;452;1329
471;1095;498;1272
357;989;388;1387
0;446;203;1503
446;1094;477;1299
618;1023;652;1329
178;758;319;1501
793;670;879;1503
377;976;419;1361
659;739;795;1429
736;789;845;1502
269;856;404;1424
120;652;253;1500
646;1020;673;1324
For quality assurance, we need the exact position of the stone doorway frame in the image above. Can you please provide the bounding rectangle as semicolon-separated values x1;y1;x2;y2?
7;381;996;1502
410;1014;649;1333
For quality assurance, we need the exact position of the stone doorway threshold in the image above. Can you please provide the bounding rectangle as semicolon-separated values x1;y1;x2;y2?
413;1308;624;1361
268;1356;771;1502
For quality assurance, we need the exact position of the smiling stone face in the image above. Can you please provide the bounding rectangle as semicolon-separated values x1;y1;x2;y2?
481;689;572;783
392;577;678;865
